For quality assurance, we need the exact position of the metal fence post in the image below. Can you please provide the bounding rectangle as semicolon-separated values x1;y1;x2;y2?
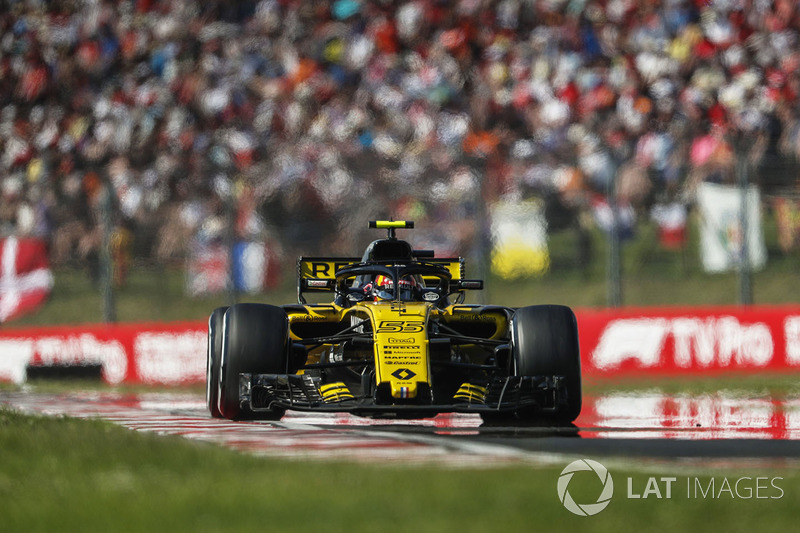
737;144;753;306
607;152;622;308
99;177;117;323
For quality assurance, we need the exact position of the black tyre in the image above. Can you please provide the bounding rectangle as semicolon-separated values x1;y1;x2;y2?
510;304;582;423
206;306;228;418
218;303;289;420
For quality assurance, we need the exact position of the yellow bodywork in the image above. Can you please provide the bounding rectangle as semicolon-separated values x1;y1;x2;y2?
285;302;432;399
286;301;510;403
319;382;355;402
364;302;431;399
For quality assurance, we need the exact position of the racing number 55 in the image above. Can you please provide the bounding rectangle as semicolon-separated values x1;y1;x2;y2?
377;321;424;333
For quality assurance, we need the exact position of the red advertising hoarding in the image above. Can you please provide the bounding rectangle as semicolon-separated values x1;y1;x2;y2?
0;321;207;385
577;306;800;376
1;306;800;385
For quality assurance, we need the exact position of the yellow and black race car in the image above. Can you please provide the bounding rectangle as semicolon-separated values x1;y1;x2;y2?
206;221;581;424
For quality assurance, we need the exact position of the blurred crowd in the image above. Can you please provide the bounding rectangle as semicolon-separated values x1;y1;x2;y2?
1;0;800;281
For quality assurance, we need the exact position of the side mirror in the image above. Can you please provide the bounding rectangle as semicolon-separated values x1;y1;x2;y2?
449;279;484;291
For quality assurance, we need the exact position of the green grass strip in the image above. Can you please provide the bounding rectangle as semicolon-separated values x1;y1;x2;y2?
2;406;800;532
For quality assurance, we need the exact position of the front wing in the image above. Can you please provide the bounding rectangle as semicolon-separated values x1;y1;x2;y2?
239;373;571;417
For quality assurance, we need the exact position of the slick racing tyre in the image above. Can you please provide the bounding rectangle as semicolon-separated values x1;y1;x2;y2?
206;306;228;418
508;304;582;424
218;303;289;420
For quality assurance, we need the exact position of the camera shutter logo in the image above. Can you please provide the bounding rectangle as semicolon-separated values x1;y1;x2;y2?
557;459;614;516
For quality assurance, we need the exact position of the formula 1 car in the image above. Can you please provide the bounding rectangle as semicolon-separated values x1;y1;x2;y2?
206;221;581;423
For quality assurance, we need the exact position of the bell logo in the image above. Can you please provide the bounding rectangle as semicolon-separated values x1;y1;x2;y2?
557;459;614;516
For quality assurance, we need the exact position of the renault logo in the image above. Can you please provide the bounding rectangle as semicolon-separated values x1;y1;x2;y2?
391;368;416;380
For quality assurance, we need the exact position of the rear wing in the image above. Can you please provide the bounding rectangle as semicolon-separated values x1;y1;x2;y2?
296;256;474;303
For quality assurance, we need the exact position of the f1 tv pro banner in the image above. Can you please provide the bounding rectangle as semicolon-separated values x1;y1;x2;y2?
1;306;800;384
577;306;800;376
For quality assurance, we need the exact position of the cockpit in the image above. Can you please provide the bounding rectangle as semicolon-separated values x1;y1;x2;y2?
362;273;423;302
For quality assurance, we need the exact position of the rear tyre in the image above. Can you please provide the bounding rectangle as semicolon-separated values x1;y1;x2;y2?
218;303;289;420
500;305;582;424
206;306;228;418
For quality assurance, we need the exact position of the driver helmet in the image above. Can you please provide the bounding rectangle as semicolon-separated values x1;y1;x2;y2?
373;274;419;301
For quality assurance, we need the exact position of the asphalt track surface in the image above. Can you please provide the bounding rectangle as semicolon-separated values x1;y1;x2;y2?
3;389;800;465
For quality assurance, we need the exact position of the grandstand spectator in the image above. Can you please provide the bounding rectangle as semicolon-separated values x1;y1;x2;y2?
0;0;797;280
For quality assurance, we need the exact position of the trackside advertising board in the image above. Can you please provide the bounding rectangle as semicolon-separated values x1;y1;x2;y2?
578;306;800;376
1;306;800;384
0;322;207;385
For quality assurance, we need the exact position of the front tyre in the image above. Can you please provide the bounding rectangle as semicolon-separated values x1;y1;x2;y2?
218;303;289;420
206;306;228;418
510;304;582;424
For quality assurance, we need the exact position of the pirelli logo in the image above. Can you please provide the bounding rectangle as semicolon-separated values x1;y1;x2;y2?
383;345;421;350
383;346;421;356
